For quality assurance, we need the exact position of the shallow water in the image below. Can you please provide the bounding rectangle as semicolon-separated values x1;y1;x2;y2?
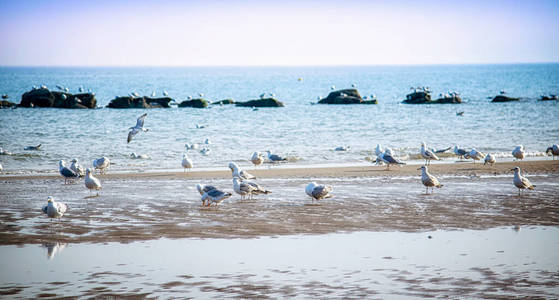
0;227;557;298
0;64;558;174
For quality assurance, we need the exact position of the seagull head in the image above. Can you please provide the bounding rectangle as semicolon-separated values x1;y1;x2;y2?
511;167;520;172
71;158;78;163
47;196;54;203
417;166;427;171
228;162;238;171
196;184;203;194
86;168;92;175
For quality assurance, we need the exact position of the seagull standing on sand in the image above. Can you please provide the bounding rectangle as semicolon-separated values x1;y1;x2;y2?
232;177;270;200
484;153;496;166
305;182;333;203
512;145;525;160
420;142;440;165
59;160;78;184
379;148;406;170
70;159;85;177
547;144;559;159
42;196;67;220
229;162;256;180
201;188;232;207
182;153;193;172
418;165;443;194
453;145;468;160
251;152;264;167
468;148;485;164
127;113;148;143
84;168;102;196
511;167;535;195
93;157;110;174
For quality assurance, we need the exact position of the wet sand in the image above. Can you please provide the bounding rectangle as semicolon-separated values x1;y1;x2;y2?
0;160;558;245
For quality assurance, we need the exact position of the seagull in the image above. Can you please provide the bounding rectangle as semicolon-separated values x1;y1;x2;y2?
200;148;211;155
418;165;443;194
232;177;270;200
453;145;468;160
379;148;406;170
456;111;464;116
228;162;256;180
70;159;85;177
42;196;67;220
511;167;535;195
0;163;3;172
79;86;84;93
0;147;12;155
265;150;287;163
305;182;333;203
468;148;485;164
420;142;440;165
204;138;211;144
24;144;42;150
132;91;140;97
546;144;559;159
251;152;264;167
151;91;156;97
334;146;350;151
130;152;150;159
181;153;193;172
196;183;217;196
163;90;169;96
196;124;208;129
259;93;266;99
201;188;232;207
512;145;525;160
484;153;496;166
127;113;148;143
84;168;102;196
93;157;110;174
59;160;78;184
185;143;200;150
375;144;384;156
330;85;336;90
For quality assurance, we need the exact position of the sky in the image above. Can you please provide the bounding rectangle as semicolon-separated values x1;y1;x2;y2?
0;0;558;66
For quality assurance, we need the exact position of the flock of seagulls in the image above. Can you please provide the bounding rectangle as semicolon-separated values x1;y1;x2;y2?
7;111;551;220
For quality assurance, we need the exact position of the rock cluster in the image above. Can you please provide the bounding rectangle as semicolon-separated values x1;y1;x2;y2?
318;89;377;104
107;96;173;108
19;88;97;109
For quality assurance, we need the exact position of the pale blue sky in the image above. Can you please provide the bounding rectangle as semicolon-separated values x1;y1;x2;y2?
0;0;558;66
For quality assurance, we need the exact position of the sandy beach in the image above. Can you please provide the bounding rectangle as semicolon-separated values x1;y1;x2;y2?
1;160;558;245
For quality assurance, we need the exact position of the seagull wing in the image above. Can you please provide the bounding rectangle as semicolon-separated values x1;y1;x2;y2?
42;205;48;214
128;128;140;143
56;202;67;214
312;185;332;199
135;113;147;128
521;177;534;189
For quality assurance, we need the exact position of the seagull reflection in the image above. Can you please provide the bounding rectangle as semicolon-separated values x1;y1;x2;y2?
41;242;68;260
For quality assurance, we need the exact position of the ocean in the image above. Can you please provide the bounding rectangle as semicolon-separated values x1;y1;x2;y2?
0;64;558;174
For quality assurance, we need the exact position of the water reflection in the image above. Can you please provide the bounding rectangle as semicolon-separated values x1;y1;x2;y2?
41;242;67;260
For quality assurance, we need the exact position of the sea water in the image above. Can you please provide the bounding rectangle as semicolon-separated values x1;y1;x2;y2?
0;64;558;174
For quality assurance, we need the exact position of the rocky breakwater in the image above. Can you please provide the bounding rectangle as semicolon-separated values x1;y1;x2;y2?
107;96;173;108
19;87;97;109
491;95;519;102
318;89;377;104
178;98;209;108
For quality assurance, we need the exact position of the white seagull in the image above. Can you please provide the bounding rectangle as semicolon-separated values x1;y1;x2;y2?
547;144;559;159
379;148;406;170
251;152;264;167
232;177;270;200
228;162;256;180
512;145;525;160
130;152;150;159
0;147;13;155
265;150;287;163
418;165;443;194
484;153;496;166
511;167;535;195
305;182;333;203
70;158;85;177
0;163;3;172
127;113;148;143
182;153;193;172
420;142;440;165
93;157;110;174
42;196;68;220
59;160;78;184
84;168;102;196
468;148;485;164
201;188;232;207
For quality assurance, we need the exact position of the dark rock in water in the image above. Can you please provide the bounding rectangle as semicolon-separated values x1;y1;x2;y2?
1;94;8;99
212;99;235;105
491;95;519;102
403;91;461;104
19;88;96;108
236;98;285;107
540;95;558;101
145;97;173;108
107;96;173;108
1;100;16;108
178;98;208;108
318;89;377;104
